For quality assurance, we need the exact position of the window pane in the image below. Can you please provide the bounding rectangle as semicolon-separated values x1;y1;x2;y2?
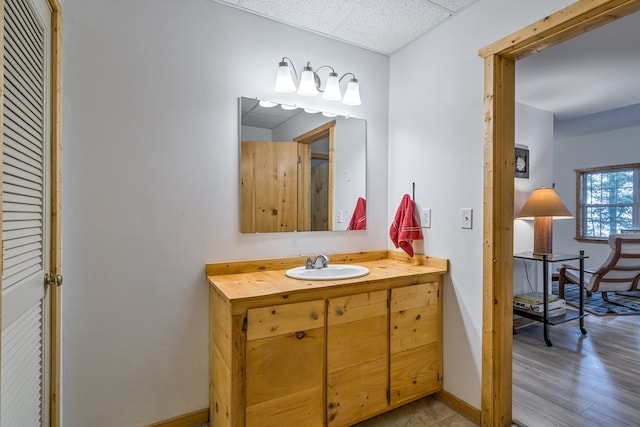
585;206;633;237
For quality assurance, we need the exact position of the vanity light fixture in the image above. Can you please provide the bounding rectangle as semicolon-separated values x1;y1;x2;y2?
274;57;361;106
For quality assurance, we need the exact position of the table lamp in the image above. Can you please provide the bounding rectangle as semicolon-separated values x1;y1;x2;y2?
516;187;572;255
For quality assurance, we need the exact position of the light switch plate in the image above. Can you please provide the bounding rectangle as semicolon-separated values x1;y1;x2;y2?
421;208;431;228
461;208;473;229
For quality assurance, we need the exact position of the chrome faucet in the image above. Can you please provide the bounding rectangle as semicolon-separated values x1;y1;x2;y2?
313;254;330;269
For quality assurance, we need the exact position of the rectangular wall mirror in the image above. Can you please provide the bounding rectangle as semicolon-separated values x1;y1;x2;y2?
240;97;367;233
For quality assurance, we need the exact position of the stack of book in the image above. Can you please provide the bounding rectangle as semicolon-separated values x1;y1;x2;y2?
514;292;566;317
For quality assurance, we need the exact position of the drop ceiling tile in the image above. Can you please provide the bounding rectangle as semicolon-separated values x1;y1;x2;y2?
332;0;450;54
237;0;356;34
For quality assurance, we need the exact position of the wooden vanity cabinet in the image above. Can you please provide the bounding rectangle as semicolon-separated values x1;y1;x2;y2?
207;254;447;427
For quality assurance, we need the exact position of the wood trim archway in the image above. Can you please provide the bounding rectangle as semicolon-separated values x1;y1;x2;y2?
478;1;640;426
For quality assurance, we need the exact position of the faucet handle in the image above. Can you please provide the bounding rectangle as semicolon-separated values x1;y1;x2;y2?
305;256;314;269
314;254;329;269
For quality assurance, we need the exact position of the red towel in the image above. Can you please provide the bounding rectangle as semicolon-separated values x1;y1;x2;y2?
347;197;366;230
389;194;423;257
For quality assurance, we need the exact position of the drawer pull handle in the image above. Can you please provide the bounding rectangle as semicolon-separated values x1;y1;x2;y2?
336;308;344;316
311;312;320;320
296;331;306;340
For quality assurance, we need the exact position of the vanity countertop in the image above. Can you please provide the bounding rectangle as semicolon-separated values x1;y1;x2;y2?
206;250;448;313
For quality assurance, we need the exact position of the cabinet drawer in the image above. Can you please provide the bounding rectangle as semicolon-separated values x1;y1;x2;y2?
246;299;325;341
327;290;387;326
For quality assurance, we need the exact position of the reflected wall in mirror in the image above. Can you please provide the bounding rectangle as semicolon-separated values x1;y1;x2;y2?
240;97;367;233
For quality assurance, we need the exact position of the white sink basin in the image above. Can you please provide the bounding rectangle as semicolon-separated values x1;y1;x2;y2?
285;264;370;281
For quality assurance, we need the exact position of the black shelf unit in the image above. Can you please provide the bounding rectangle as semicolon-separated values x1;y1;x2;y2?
514;251;588;346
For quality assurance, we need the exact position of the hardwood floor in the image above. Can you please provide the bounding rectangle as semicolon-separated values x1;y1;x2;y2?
513;313;640;426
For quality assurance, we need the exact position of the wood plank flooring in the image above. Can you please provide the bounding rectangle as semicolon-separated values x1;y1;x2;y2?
513;313;640;427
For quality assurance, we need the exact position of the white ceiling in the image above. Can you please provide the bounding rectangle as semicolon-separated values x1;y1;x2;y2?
212;0;480;55
517;11;640;121
215;0;640;120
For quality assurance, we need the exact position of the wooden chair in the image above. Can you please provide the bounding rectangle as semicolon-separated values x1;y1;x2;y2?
558;233;640;304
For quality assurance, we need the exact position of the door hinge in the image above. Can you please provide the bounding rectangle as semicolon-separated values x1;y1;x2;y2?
242;317;248;332
44;272;63;288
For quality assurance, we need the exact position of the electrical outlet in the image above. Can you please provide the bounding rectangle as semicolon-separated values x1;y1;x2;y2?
461;208;473;229
421;208;431;228
337;209;343;223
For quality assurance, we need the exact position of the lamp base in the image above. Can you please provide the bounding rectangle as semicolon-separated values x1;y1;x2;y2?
533;217;553;255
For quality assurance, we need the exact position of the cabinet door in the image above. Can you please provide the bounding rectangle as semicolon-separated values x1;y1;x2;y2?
245;300;325;427
389;282;442;406
327;290;388;426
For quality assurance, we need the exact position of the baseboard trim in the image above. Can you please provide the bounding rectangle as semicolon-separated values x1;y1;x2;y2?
143;408;209;427
436;390;481;424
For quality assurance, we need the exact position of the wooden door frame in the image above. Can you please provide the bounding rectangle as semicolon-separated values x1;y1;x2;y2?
49;1;62;426
0;0;62;426
478;1;640;426
294;120;336;231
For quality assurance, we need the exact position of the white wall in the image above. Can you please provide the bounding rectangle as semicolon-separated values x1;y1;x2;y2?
61;0;388;425
388;0;573;408
553;121;640;267
513;103;555;295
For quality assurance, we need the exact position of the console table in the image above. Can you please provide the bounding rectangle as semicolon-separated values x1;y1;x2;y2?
513;251;588;346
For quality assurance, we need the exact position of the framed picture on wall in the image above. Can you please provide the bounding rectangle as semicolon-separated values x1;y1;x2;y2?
515;147;529;178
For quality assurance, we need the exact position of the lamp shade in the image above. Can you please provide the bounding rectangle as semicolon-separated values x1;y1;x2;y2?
516;188;572;219
274;61;296;93
322;72;342;100
297;66;318;96
342;77;361;105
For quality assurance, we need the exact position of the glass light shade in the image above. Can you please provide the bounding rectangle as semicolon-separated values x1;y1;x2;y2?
304;108;319;114
297;67;318;96
280;104;297;110
342;78;361;105
274;62;296;93
322;112;338;118
516;188;572;219
322;72;342;100
258;100;277;108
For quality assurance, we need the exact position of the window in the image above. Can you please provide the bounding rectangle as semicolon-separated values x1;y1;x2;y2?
576;163;640;240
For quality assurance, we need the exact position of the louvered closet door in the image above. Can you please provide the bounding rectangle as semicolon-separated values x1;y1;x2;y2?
1;0;51;425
